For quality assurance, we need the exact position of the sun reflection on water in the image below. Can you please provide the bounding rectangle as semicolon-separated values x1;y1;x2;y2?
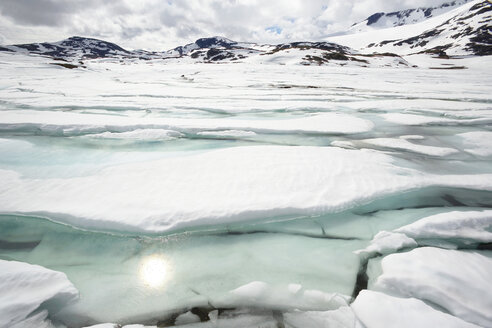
139;255;169;288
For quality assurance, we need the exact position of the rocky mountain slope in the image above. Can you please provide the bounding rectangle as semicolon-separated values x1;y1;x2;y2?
367;0;491;56
331;0;491;56
349;0;470;33
0;36;130;58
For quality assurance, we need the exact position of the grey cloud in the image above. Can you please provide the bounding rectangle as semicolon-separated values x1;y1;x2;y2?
175;25;202;39
0;0;462;49
160;10;186;27
120;26;144;40
0;0;74;26
0;0;127;26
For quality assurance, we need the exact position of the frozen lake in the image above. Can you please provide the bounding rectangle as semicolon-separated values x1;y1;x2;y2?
0;52;491;327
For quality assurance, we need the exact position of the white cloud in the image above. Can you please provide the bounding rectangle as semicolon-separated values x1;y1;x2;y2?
0;0;463;50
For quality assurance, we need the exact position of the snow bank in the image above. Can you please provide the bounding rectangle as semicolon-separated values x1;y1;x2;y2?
0;260;78;328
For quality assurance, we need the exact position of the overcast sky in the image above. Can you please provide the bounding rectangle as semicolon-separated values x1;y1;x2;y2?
0;0;456;50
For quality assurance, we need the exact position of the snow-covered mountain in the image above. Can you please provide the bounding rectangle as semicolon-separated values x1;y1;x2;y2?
366;0;491;56
168;39;395;66
330;0;491;56
165;36;264;61
169;36;257;56
0;36;131;58
0;35;408;67
349;0;470;33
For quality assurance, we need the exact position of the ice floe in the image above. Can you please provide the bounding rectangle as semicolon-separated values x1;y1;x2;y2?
361;137;458;156
357;209;492;255
0;260;78;328
1;146;492;233
0;109;374;135
371;247;492;327
395;209;492;244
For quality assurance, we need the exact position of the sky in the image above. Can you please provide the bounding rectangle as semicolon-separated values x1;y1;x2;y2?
0;0;458;50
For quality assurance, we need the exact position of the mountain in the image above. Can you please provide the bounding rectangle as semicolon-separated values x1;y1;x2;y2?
366;0;491;56
0;36;170;61
166;36;264;61
171;36;247;55
169;39;410;66
330;0;491;56
349;0;470;33
2;36;131;58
